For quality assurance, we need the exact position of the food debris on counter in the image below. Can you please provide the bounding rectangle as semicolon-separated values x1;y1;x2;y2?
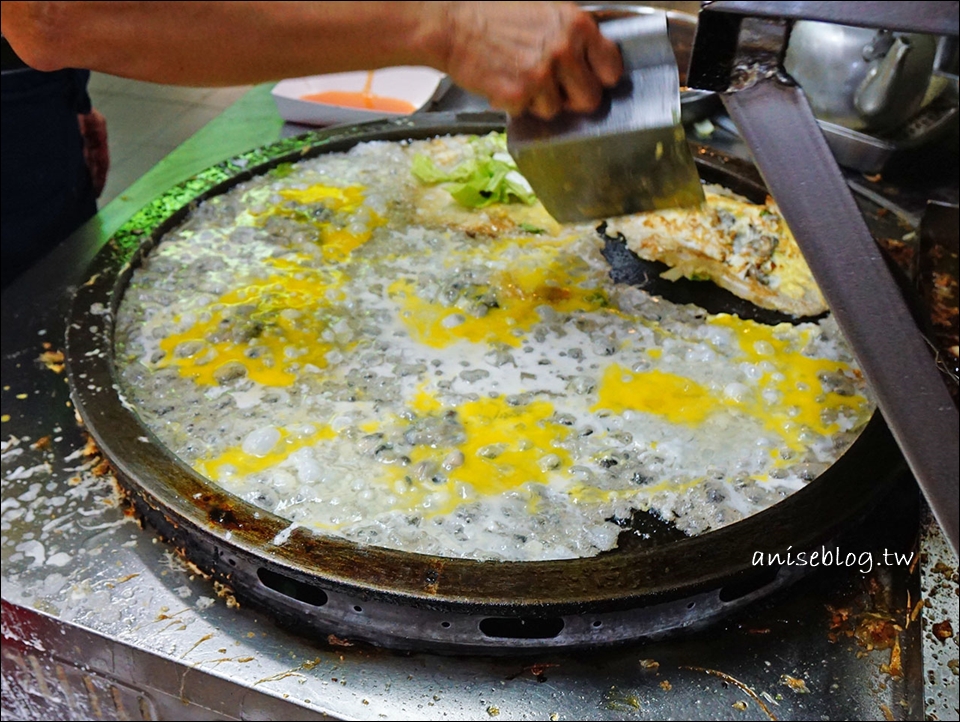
36;348;65;374
779;674;810;693
680;666;778;721
326;634;354;648
931;620;954;641
879;637;903;679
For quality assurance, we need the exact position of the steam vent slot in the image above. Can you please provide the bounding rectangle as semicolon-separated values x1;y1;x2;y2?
258;568;329;606
479;616;565;639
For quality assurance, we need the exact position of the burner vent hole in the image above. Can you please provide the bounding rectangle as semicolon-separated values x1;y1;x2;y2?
719;566;780;603
592;620;603;628
441;621;451;628
257;568;328;606
479;617;564;639
353;605;363;613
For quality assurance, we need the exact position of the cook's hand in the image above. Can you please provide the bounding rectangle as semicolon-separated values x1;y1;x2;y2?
438;2;623;120
78;109;110;198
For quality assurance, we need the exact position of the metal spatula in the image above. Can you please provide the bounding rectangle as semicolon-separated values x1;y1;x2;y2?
507;12;703;223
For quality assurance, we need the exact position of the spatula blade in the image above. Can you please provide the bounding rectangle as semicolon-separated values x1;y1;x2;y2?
507;12;703;223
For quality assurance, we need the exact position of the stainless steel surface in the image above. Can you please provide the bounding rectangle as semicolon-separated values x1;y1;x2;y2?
2;80;958;721
713;112;900;175
816;120;897;174
918;509;960;721
508;12;702;221
822;101;959;173
0;362;933;722
714;97;960;174
784;21;937;132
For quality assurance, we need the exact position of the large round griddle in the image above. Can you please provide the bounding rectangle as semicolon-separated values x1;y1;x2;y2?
66;114;907;653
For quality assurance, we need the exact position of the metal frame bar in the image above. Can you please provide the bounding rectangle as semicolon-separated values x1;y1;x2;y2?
700;1;959;35
691;1;960;555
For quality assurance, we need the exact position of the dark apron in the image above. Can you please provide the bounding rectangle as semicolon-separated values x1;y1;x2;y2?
2;38;97;289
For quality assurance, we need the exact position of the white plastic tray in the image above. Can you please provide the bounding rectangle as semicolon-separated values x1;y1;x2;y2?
271;67;448;126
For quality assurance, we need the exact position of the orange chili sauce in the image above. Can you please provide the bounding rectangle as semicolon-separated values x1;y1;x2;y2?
301;91;416;113
301;70;416;113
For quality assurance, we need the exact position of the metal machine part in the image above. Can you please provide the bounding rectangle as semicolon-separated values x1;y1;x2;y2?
819;102;959;174
784;21;938;132
690;0;958;35
508;12;703;221
711;90;960;175
66;113;907;653
688;1;960;556
935;34;959;77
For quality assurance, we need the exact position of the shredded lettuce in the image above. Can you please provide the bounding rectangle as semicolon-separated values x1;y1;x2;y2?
269;162;296;179
518;222;546;234
411;132;537;209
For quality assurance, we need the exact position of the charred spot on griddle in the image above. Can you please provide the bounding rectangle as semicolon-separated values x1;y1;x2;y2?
600;508;689;554
606;515;633;529
209;505;242;528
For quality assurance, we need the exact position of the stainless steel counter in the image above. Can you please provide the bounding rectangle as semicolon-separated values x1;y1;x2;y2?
3;83;957;721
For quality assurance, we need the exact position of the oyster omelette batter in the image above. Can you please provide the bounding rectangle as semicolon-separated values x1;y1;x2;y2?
114;134;872;561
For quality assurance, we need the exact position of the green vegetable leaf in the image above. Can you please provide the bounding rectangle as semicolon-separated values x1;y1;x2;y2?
411;154;475;184
269;162;295;179
448;182;495;208
519;223;546;234
410;132;537;209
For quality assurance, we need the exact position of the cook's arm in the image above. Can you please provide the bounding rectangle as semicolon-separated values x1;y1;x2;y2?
1;1;622;119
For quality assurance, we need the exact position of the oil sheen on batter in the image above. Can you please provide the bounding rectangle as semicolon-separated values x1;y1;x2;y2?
114;134;874;561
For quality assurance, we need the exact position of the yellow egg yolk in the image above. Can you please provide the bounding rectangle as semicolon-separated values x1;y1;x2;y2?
259;183;384;262
592;315;869;454
197;424;337;480
157;263;347;387
709;314;869;443
389;261;611;348
593;367;713;425
371;394;574;517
